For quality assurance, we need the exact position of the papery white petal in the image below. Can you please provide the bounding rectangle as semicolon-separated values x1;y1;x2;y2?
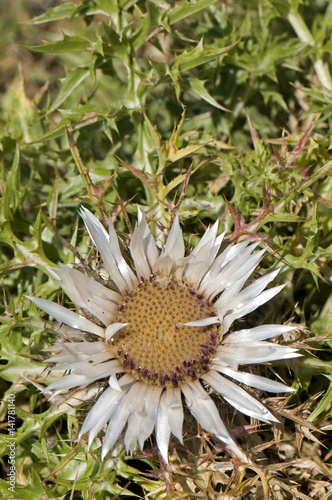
53;265;121;325
215;342;300;364
101;381;140;459
155;390;171;463
183;241;213;287
183;222;224;287
211;357;240;371
27;296;105;337
165;386;183;444
47;343;86;364
80;207;138;293
130;209;158;279
217;268;280;312
124;383;150;453
181;380;228;437
152;255;173;275
80;374;133;444
105;322;128;341
181;380;244;457
47;341;108;363
225;325;296;344
183;316;220;327
199;240;255;290
208;248;265;302
125;412;144;454
163;214;184;260
51;322;91;342
47;359;122;392
213;239;251;271
192;221;219;256
202;370;279;423
212;365;294;393
138;386;163;450
200;243;262;300
52;350;114;371
79;386;122;439
130;216;153;280
108;373;122;392
108;216;138;288
47;374;96;392
153;214;184;274
219;285;285;334
78;359;122;379
87;383;131;447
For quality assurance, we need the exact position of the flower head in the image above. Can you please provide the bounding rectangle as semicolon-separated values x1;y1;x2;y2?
28;208;299;462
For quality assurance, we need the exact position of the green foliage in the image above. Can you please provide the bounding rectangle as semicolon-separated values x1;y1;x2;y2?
0;0;331;498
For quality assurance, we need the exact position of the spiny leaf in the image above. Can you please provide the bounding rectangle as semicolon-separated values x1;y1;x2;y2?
22;33;91;53
167;142;207;162
24;2;78;24
47;67;92;115
189;78;231;112
167;0;218;24
173;38;239;72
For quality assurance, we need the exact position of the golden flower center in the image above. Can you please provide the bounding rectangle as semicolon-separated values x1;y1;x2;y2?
110;278;219;386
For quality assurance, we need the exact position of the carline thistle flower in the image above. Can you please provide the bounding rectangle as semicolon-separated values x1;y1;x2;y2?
28;208;299;463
